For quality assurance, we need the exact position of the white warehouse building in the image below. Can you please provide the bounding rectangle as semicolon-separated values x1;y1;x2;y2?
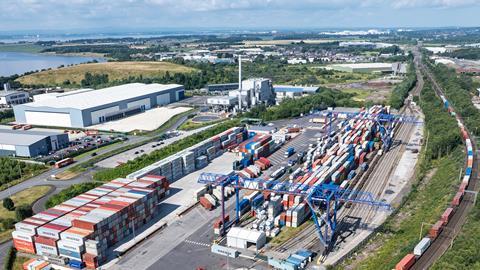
227;227;266;251
13;83;184;128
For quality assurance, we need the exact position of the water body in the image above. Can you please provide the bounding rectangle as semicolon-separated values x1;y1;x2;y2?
0;52;106;77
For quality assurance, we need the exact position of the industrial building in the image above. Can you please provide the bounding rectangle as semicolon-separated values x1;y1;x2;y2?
0;129;69;157
328;62;407;74
273;85;320;103
228;78;275;108
226;227;266;251
0;91;30;108
13;83;184;128
207;83;239;93
207;78;275;111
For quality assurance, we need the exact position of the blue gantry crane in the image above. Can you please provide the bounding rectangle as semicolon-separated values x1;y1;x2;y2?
198;172;391;247
199;107;419;247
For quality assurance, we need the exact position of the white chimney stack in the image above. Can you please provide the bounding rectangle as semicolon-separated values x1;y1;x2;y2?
238;55;242;110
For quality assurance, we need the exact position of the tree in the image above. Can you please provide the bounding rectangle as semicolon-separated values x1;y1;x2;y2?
3;197;14;211
15;204;33;221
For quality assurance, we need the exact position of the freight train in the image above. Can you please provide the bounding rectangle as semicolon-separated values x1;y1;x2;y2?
395;94;475;270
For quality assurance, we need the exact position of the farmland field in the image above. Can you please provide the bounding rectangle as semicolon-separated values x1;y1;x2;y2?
17;61;197;86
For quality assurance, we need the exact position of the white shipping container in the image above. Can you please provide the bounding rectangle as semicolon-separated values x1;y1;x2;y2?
414;237;431;256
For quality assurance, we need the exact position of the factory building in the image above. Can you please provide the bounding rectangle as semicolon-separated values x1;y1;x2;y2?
328;62;406;74
228;78;275;108
0;129;69;157
273;85;319;103
13;83;184;128
207;78;275;111
206;96;238;109
0;91;30;108
207;83;239;93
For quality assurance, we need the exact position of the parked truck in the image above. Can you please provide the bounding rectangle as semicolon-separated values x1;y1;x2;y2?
284;147;295;158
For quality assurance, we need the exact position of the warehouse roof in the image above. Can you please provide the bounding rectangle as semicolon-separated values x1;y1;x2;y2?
0;129;60;146
0;91;25;97
273;85;319;93
22;83;183;110
329;63;393;69
227;227;265;243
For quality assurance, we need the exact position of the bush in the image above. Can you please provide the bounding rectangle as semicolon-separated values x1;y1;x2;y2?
45;182;102;208
0;218;16;231
15;205;33;221
2;198;14;211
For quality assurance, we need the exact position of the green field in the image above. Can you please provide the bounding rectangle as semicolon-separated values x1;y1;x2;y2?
0;43;45;53
338;88;370;102
17;61;197;86
0;186;51;243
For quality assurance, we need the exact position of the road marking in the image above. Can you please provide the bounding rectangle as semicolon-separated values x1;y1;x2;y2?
184;239;211;248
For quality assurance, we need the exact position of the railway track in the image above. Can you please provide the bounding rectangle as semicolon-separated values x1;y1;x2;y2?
410;50;479;270
273;104;419;258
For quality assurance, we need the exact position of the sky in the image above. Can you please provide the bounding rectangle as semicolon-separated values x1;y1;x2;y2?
1;0;479;32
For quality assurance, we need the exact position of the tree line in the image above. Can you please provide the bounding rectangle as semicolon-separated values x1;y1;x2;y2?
389;60;416;109
0;158;46;188
244;88;362;121
93;120;240;181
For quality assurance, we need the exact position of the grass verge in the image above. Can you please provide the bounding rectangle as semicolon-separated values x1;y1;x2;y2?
0;186;51;243
178;118;226;131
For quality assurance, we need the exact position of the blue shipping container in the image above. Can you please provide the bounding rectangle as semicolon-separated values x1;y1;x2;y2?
466;167;472;175
59;248;82;260
239;198;250;210
286;256;302;267
69;260;84;269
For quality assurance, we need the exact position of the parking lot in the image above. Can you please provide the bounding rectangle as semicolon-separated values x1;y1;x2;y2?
96;124;216;168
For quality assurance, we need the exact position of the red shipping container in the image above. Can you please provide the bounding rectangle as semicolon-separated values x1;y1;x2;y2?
34;235;57;246
13;238;36;254
199;197;213;210
459;182;468;193
441;207;454;225
73;219;97;231
359;152;366;164
259;157;271;167
429;221;443;239
452;191;463;206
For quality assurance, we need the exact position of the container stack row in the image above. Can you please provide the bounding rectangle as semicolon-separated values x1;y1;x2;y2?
126;127;248;182
231;106;389;237
12;175;169;269
395;93;475;270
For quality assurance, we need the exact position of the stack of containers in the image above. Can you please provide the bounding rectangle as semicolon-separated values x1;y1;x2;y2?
195;155;208;169
237;134;273;160
159;161;172;182
12;176;169;269
170;156;184;181
206;146;217;161
182;151;195;174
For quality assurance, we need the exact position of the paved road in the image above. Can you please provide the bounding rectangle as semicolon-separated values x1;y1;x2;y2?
0;112;192;265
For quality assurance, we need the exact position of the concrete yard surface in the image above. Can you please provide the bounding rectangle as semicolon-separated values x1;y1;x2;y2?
90;106;191;132
106;152;238;269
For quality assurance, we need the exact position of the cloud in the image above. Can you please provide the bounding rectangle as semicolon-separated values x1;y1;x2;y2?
392;0;479;8
1;0;479;31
